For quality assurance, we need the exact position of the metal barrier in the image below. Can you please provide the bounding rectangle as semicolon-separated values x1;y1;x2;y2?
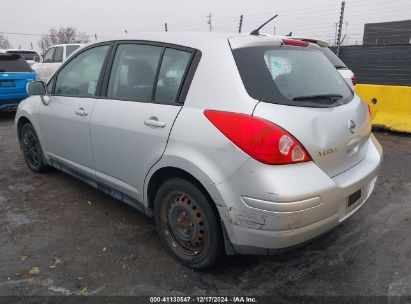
356;84;411;133
332;44;411;87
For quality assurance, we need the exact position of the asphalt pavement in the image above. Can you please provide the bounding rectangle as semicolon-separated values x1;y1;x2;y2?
0;110;410;297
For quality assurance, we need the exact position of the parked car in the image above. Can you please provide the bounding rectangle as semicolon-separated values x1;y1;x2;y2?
3;49;42;66
289;37;356;88
0;53;36;111
31;44;82;82
16;33;382;269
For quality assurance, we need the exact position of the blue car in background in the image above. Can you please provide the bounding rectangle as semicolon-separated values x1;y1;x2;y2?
0;53;36;111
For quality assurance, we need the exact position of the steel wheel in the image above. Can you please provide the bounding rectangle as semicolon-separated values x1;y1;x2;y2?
161;191;208;256
154;177;223;269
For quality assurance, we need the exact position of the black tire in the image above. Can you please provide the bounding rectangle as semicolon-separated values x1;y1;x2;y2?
20;123;49;173
154;177;223;269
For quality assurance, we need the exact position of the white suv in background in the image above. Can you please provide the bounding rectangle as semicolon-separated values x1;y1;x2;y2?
3;49;43;66
32;44;83;82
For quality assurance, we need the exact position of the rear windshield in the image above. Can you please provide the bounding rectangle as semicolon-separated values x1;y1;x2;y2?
66;45;81;57
232;46;353;108
320;47;347;69
6;51;40;62
0;54;32;72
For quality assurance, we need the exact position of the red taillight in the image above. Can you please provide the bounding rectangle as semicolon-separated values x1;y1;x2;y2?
351;75;357;86
282;39;309;47
204;110;312;165
35;74;41;81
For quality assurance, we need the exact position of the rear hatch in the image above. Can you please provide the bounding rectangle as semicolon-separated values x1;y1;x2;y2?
0;54;36;98
230;38;371;177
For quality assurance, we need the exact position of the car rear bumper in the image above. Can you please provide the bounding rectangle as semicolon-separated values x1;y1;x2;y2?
217;134;383;254
0;98;25;110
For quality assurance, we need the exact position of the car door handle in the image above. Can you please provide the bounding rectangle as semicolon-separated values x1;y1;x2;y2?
144;118;166;128
75;108;88;116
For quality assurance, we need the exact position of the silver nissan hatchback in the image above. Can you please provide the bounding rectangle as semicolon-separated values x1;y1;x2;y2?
16;33;383;269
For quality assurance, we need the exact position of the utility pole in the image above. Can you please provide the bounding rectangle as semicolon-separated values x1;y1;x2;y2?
336;1;345;56
273;26;276;35
334;23;338;46
238;15;243;33
30;42;33;50
206;13;213;32
164;23;168;32
94;34;98;40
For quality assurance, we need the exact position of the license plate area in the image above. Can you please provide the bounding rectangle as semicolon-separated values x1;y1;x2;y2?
0;80;15;87
348;189;362;208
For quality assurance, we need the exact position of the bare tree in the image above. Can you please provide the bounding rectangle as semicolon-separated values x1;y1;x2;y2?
0;34;12;49
38;27;90;54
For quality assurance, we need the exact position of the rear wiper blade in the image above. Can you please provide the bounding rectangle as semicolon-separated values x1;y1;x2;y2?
292;94;343;102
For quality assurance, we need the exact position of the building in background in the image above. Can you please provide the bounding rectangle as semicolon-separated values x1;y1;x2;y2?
363;20;411;45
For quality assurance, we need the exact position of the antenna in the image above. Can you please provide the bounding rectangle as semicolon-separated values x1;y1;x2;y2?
238;15;244;33
250;14;278;36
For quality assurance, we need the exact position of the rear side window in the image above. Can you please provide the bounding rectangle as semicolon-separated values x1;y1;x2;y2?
154;48;192;103
53;46;64;62
0;54;32;72
107;44;162;102
54;45;110;97
66;45;80;57
43;48;55;63
233;46;353;108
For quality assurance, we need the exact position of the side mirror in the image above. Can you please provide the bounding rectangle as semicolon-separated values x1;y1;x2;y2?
27;81;50;105
27;81;46;95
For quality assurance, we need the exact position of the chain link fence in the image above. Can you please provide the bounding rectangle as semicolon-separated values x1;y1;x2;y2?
331;44;411;86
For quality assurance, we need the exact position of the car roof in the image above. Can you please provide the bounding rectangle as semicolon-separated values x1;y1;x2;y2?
6;49;40;53
48;43;83;48
87;32;284;50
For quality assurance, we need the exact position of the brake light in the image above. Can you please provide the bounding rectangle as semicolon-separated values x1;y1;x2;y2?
35;74;41;81
204;110;312;165
351;75;357;86
282;39;309;47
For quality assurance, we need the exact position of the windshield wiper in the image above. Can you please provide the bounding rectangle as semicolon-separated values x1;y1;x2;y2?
292;94;343;102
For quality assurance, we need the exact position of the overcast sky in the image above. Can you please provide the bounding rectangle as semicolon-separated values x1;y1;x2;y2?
2;0;410;51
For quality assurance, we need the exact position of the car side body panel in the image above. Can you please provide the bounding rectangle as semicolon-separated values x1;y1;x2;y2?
91;100;182;202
